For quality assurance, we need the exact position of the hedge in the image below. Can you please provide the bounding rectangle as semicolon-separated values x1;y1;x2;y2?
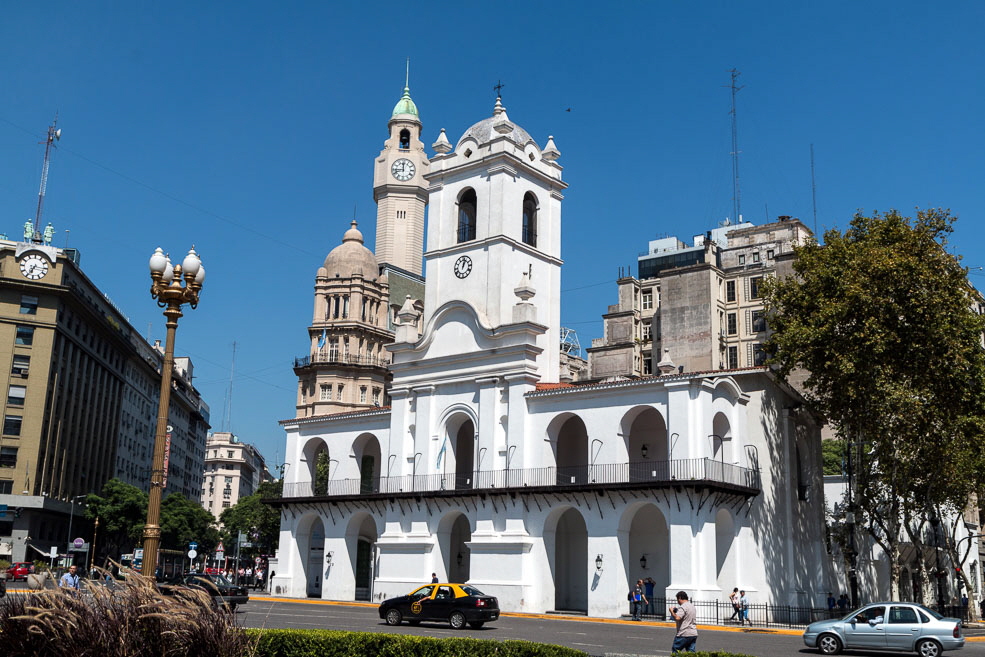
244;629;588;657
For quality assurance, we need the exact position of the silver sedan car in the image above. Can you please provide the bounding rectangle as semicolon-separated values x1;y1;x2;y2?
803;602;963;656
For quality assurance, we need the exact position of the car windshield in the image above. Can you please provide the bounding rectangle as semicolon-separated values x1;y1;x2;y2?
207;574;233;586
460;585;486;597
918;605;944;620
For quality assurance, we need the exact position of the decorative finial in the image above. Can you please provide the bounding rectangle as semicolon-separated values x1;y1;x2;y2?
493;80;505;98
405;58;410;89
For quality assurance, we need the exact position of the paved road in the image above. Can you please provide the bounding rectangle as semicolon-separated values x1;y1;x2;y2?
239;597;985;657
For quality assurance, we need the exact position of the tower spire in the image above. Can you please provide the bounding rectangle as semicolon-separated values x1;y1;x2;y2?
405;57;410;89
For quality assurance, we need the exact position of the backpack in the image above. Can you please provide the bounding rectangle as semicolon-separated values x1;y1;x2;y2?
627;591;633;602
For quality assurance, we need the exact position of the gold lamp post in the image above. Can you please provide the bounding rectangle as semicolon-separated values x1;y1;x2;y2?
141;246;205;578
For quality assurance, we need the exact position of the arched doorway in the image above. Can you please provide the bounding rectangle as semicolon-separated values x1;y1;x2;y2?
347;514;378;601
454;421;474;490
555;416;588;485
298;515;325;598
353;434;381;494
448;514;472;583
553;507;588;611
624;407;668;481
715;508;737;593
301;438;330;496
624;504;669;598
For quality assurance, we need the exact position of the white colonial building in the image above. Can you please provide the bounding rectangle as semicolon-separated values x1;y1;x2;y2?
269;92;828;616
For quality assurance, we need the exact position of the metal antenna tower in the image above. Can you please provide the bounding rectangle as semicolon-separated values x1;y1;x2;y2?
727;69;743;223
33;117;62;240
222;342;237;432
810;144;818;234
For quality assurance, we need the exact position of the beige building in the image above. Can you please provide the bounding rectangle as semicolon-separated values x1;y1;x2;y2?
200;431;267;520
0;234;209;563
587;217;813;378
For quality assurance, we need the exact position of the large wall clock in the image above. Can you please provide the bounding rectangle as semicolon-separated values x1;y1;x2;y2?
453;255;472;279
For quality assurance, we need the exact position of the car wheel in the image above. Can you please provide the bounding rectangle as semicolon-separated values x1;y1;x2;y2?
916;639;942;657
385;608;402;626
468;621;484;629
817;633;842;655
449;611;466;629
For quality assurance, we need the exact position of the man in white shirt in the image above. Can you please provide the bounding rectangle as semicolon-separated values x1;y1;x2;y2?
670;590;697;652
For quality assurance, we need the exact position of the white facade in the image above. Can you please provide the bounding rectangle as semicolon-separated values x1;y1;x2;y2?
270;97;828;616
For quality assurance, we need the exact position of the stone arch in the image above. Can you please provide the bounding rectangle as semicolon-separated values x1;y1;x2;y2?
710;412;734;480
548;413;589;485
300;437;330;496
436;511;473;583
351;433;382;494
439;406;477;491
544;505;588;612
621;406;668;480
715;508;738;593
619;502;669;600
457;187;477;243
522;191;538;247
296;513;326;598
345;512;380;601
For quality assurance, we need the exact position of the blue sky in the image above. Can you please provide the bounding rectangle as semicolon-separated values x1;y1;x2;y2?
2;2;982;468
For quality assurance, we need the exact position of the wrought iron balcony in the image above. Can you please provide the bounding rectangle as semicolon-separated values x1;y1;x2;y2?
277;457;760;501
294;352;391;368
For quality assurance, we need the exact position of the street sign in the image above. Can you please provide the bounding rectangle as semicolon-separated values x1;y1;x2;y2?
241;542;253;548
215;541;224;552
255;556;261;564
215;551;225;561
238;532;247;543
69;542;89;552
189;542;198;551
49;546;57;558
187;549;198;560
73;537;85;549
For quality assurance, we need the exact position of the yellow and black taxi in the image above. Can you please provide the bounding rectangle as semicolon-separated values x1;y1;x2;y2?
379;583;500;629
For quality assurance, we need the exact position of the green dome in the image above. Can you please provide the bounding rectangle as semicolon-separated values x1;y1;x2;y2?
391;86;419;119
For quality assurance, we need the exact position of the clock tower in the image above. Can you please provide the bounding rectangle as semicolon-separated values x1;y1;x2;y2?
373;73;429;279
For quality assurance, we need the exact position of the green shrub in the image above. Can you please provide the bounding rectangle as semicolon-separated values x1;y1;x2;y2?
245;628;588;657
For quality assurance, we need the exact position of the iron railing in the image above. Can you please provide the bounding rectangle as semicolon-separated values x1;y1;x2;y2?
294;352;390;368
280;457;760;499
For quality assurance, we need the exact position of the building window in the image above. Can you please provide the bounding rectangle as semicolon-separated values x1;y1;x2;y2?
359;386;367;403
725;280;736;302
727;313;737;336
319;385;331;401
328;338;339;360
642;355;652;375
752;252;761;263
372;387;381;406
0;480;12;494
457;188;477;243
7;386;26;406
767;249;775;259
399;129;410;150
750;277;763;299
227;451;233;459
751;310;767;333
641;290;653;310
753;343;767;366
3;415;22;436
15;326;34;346
738;255;745;265
727;346;738;369
19;295;39;315
641;322;651;342
337;384;344;400
522;192;538;247
0;446;16;468
222;501;231;508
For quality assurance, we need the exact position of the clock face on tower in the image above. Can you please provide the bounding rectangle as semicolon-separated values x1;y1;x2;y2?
453;255;473;279
19;253;49;280
391;158;416;181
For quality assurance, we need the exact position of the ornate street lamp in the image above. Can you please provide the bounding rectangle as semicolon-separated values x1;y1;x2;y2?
141;247;205;578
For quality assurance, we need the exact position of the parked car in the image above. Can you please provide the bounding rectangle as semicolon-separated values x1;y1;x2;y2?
160;573;249;610
803;602;963;656
5;562;34;581
378;583;499;629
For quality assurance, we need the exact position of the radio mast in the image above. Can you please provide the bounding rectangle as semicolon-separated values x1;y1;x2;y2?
727;69;743;223
33;117;61;241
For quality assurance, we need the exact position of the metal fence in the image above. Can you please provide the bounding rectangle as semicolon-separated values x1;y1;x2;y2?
280;457;760;499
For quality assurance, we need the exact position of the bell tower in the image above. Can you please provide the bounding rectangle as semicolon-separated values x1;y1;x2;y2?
373;65;429;278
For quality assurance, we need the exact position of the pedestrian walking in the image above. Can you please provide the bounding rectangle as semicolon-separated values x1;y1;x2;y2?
59;564;81;591
739;590;750;626
629;579;647;621
255;567;265;591
669;591;697;653
728;587;740;621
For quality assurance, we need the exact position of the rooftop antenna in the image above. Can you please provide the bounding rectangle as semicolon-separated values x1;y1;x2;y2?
33;117;62;241
405;57;410;88
726;69;743;223
810;144;818;234
222;341;237;432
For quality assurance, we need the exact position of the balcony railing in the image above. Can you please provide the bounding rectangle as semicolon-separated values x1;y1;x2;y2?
294;352;390;368
280;457;760;499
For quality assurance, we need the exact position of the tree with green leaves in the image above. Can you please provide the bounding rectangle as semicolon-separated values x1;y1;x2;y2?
85;479;148;565
160;492;220;554
219;480;282;559
763;208;985;604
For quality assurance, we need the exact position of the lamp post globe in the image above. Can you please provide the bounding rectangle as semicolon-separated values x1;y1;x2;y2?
141;246;204;578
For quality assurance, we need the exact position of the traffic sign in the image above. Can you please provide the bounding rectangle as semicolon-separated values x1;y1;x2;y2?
215;551;225;561
187;549;198;560
215;541;224;552
189;542;198;550
241;542;253;548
